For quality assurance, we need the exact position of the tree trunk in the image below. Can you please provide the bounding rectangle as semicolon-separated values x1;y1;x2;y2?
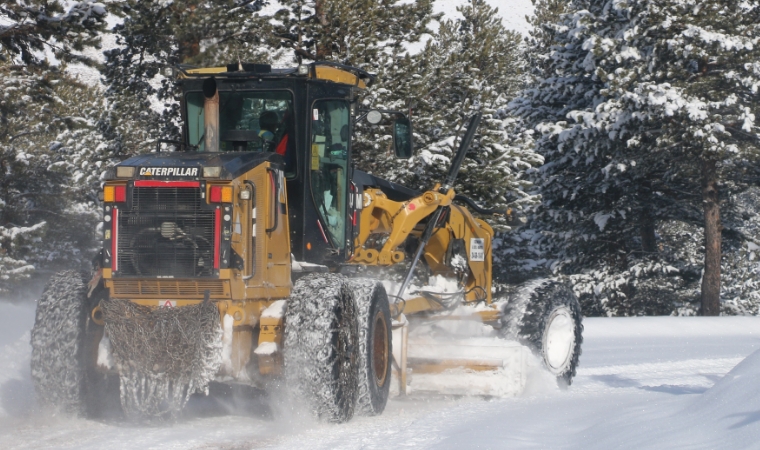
701;159;721;316
178;40;200;62
314;0;331;60
640;209;657;253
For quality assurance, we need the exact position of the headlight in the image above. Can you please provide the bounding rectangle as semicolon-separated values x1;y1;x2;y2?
203;166;221;178
116;166;135;178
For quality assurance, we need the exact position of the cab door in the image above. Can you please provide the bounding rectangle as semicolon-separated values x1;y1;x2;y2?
308;99;352;254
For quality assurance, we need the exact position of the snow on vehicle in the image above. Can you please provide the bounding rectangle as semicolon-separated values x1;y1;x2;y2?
30;61;583;422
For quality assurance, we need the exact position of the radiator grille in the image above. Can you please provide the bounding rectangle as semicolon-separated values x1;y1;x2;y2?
116;187;215;277
111;280;227;297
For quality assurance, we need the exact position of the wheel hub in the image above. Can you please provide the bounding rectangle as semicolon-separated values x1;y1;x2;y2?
543;306;575;373
372;311;389;387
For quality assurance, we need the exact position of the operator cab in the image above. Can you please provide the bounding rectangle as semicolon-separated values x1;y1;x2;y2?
177;62;413;266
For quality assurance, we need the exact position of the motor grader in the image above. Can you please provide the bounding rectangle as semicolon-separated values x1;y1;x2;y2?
30;61;583;422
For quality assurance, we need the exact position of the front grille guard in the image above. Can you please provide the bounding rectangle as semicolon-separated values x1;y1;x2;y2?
114;184;220;278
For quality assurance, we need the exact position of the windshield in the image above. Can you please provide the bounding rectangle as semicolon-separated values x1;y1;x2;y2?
186;91;293;152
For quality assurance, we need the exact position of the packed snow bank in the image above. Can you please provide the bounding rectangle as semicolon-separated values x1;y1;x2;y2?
581;316;760;367
585;348;760;450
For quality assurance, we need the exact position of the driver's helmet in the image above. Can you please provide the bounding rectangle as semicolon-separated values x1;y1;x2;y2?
259;111;279;131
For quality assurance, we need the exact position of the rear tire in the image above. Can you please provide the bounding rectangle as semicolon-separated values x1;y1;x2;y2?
30;271;90;415
284;273;359;423
348;279;391;416
501;279;583;386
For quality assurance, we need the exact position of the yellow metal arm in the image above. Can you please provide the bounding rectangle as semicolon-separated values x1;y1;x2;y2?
352;186;453;265
350;185;495;305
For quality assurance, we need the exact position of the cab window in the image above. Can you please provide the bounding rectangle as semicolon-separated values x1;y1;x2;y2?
186;91;293;153
310;100;350;249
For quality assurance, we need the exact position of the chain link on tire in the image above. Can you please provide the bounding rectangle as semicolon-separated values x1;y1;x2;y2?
347;278;392;416
284;273;359;423
31;270;91;415
501;279;583;386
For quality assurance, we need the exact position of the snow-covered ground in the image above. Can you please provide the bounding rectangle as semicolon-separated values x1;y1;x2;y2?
1;299;759;449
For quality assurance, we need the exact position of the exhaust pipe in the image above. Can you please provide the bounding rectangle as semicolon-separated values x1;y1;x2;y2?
203;77;219;153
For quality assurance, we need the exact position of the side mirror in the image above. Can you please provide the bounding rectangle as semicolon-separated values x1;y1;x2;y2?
393;117;413;159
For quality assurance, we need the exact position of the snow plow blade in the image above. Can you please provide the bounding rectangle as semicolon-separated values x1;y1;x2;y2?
391;316;530;397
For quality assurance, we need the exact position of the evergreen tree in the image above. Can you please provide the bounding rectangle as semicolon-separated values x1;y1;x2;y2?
1;1;106;293
102;0;281;155
272;0;434;66
0;66;108;294
357;1;539;231
0;0;105;66
525;0;569;81
514;0;760;316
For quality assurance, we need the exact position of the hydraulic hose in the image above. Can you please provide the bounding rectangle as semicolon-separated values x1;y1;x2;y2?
453;195;507;216
441;113;482;192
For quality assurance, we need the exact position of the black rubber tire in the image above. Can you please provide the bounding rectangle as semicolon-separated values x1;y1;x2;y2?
30;270;90;415
284;273;359;423
501;279;583;386
82;307;122;419
347;278;392;416
30;270;118;417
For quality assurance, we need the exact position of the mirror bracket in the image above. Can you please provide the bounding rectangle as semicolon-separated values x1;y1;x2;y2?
354;109;415;158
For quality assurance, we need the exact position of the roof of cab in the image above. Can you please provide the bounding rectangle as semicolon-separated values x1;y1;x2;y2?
180;61;373;89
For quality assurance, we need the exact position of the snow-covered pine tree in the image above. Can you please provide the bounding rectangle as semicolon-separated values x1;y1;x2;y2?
525;0;569;81
1;1;106;293
359;1;539;232
514;0;760;316
102;0;282;155
632;0;760;315
0;0;105;66
513;0;671;315
272;0;433;67
0;67;109;294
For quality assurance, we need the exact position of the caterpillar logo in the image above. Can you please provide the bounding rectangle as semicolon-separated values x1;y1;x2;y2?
139;167;199;177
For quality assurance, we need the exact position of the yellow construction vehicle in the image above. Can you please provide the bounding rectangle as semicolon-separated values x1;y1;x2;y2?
30;61;583;422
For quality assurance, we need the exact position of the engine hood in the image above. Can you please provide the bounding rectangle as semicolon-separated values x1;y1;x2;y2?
109;151;284;180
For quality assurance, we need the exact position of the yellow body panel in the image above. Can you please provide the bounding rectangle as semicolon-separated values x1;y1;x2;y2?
314;66;367;88
182;65;367;89
102;161;291;383
184;66;228;75
257;315;284;375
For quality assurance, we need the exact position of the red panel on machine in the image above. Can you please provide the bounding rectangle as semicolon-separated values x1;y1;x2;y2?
112;208;118;272
213;208;221;269
114;186;126;203
133;180;201;188
210;186;222;203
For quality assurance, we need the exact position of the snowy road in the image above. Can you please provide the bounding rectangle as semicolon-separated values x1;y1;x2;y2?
1;301;759;449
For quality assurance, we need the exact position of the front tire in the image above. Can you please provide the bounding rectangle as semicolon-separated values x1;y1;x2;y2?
348;279;391;416
501;279;583;386
284;273;359;423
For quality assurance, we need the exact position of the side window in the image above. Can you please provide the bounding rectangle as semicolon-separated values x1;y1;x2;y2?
187;93;206;151
310;100;350;249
